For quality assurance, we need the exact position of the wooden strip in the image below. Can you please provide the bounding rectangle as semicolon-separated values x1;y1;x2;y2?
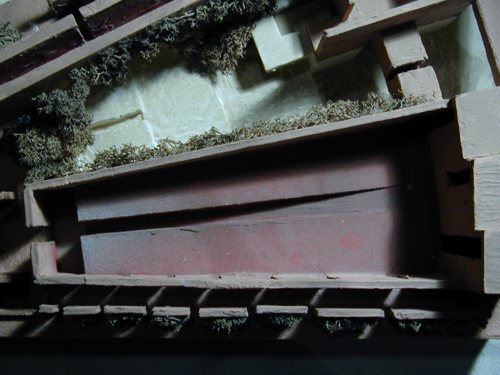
474;0;500;85
316;0;470;59
36;272;456;289
474;155;500;231
315;308;385;318
76;152;399;222
256;305;308;315
80;210;411;276
103;305;147;315
0;15;84;85
0;308;37;316
199;307;248;318
31;241;58;279
484;231;500;294
389;308;486;320
151;307;190;317
63;305;102;315
38;304;60;314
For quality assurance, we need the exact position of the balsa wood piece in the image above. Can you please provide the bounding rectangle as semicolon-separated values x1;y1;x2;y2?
256;306;308;315
388;66;443;100
374;23;428;78
77;152;399;222
474;0;500;85
31;241;58;279
198;308;249;318
24;100;449;227
63;305;102;315
38;304;60;314
315;308;385;318
315;0;470;60
0;192;15;201
103;306;147;315
0;308;37;316
389;308;486;320
151;307;190;317
474;156;500;231
484;231;500;294
0;0;202;105
455;88;500;160
0;15;84;85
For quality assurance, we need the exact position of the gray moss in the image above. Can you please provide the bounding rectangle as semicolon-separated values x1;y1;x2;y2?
207;317;247;335
322;318;377;335
0;22;21;50
263;314;304;328
108;315;144;328
151;315;189;331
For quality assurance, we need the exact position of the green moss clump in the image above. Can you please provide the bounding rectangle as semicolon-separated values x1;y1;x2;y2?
322;318;376;334
0;22;21;50
208;317;247;335
264;314;304;328
151;315;189;331
183;24;254;76
397;320;423;333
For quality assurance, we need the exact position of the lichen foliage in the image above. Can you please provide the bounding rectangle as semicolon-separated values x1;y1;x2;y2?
0;22;21;50
207;317;247;335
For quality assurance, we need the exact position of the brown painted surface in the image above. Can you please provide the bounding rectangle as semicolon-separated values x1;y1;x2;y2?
81;183;437;276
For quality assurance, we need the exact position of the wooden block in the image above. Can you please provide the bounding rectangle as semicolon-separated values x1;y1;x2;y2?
316;0;470;60
474;0;500;85
103;305;147;315
38;304;60;314
389;308;486;320
315;308;384;318
474;156;500;231
198;307;248;318
151;307;190;317
388;66;442;99
484;231;500;294
374;23;428;78
31;241;58;279
0;15;84;85
0;192;15;201
79;0;177;37
256;305;308;315
455;88;500;160
63;305;102;315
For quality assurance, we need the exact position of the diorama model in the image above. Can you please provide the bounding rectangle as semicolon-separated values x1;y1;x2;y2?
0;0;500;338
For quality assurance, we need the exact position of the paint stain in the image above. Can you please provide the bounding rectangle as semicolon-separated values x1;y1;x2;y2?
341;232;362;250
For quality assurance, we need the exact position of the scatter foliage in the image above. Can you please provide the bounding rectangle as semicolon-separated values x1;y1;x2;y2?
151;315;189;331
0;22;21;50
208;318;247;335
263;314;304;328
86;93;427;171
322;318;376;335
108;315;144;328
